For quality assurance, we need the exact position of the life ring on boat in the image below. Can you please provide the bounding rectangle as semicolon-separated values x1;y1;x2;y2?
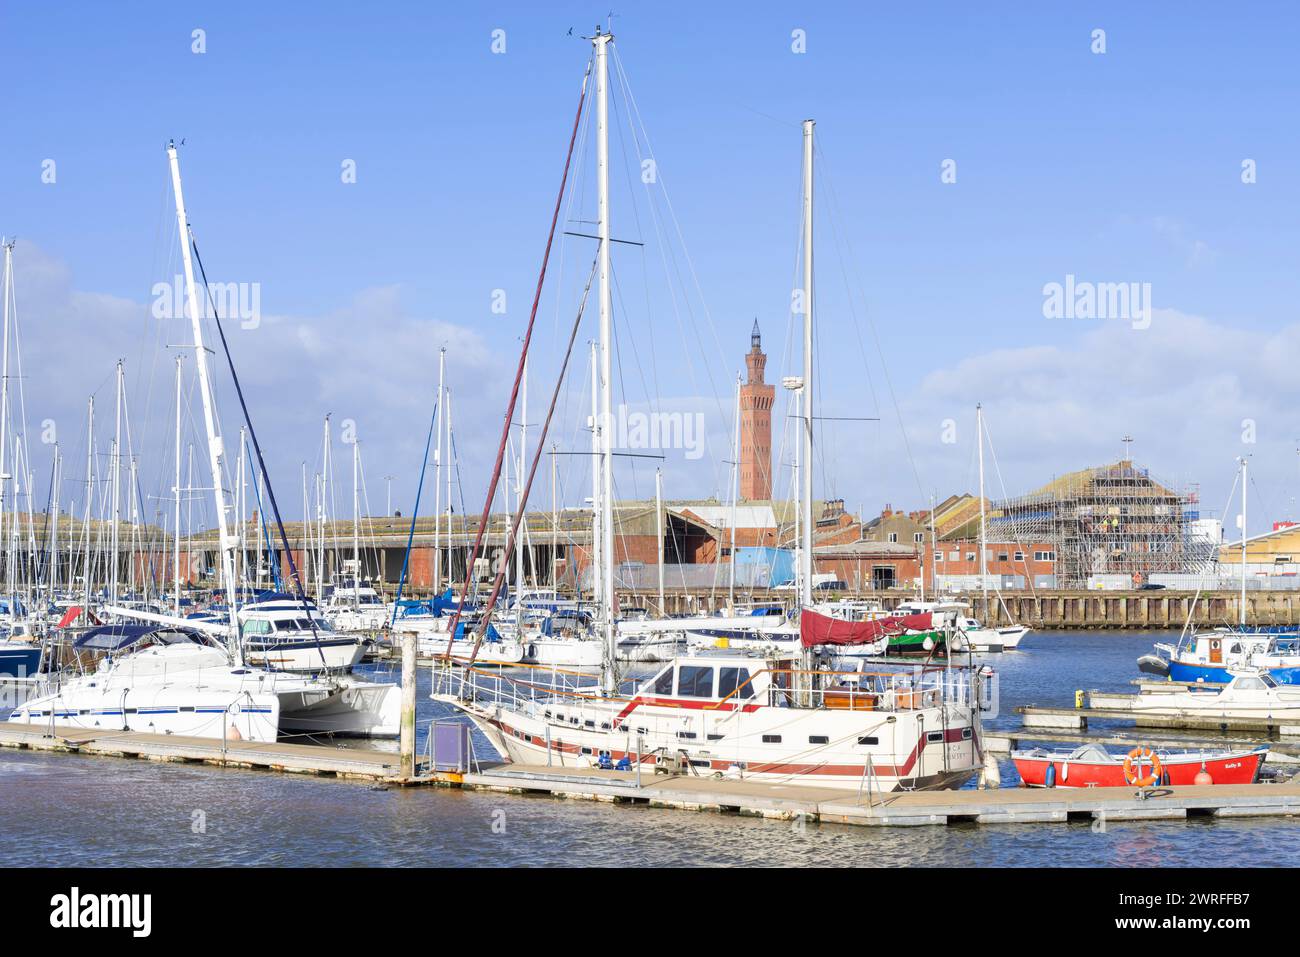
1123;746;1162;788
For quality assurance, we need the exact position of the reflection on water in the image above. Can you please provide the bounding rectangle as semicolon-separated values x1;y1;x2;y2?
3;630;1295;867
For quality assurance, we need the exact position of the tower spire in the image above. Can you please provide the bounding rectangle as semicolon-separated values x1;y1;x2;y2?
739;322;774;500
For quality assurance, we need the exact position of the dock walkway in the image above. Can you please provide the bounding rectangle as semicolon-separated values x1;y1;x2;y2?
6;721;1300;828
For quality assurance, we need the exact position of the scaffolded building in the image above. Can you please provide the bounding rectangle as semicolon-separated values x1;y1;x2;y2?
992;460;1209;587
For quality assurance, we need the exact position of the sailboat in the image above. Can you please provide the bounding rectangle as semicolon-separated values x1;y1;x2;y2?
432;34;987;790
1139;457;1300;682
12;142;398;740
947;404;1030;652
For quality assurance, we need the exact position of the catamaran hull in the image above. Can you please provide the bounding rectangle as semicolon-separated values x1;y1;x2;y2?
10;685;280;743
276;679;400;737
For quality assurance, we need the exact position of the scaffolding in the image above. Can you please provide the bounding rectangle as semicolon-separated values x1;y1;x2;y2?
992;460;1214;588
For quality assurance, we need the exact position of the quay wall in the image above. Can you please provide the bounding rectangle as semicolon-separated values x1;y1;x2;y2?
620;589;1298;631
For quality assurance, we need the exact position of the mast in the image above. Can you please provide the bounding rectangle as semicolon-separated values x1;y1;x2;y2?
81;397;93;616
729;371;740;611
166;141;239;640
0;241;11;609
49;447;58;595
110;360;122;606
235;426;246;592
656;466;665;616
434;347;444;592
1241;456;1247;629
517;356;527;603
589;339;601;610
445;388;453;587
352;433;360;607
173;355;183;615
319;414;331;596
594;27;617;693
552;442;559;592
799;119;815;610
977;403;988;614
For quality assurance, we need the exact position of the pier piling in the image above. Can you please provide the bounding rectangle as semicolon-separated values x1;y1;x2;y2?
400;631;416;779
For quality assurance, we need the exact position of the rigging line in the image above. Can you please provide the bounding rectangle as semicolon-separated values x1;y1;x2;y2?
978;413;1035;605
446;55;592;649
816;144;922;505
611;49;730;485
188;234;326;667
467;254;600;665
388;397;438;628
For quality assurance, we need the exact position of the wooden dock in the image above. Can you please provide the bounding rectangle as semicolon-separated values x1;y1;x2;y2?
0;721;410;782
458;763;1300;826
1017;702;1300;735
7;720;1300;828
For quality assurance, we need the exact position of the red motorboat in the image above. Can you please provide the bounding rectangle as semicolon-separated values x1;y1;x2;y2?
1011;743;1267;788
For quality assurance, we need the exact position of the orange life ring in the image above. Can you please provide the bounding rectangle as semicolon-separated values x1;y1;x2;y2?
1123;746;1163;787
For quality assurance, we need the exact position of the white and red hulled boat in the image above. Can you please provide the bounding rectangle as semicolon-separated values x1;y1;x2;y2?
432;607;990;792
1011;743;1268;788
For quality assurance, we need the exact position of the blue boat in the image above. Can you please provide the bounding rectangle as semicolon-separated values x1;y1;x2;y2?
1141;627;1300;684
0;641;41;679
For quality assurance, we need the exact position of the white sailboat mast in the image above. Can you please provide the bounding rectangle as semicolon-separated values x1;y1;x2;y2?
977;403;988;608
517;356;527;603
173;355;183;615
729;372;740;611
0;241;12;603
434;347;445;592
166;141;239;637
656;466;665;616
110;360;123;605
352;433;360;606
799;119;815;610
1241;456;1248;628
589;339;601;611
594;28;617;693
82;396;93;614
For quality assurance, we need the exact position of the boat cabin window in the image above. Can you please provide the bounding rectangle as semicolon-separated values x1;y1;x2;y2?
677;665;715;698
653;669;674;696
242;619;273;636
718;667;754;700
1260;674;1279;689
1235;676;1268;691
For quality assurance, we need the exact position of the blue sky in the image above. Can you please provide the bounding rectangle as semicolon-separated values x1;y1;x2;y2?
2;2;1299;535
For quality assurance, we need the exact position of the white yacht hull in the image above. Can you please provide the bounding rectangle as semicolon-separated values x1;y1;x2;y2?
448;696;978;791
10;684;281;743
523;637;603;669
953;625;1030;653
244;637;365;673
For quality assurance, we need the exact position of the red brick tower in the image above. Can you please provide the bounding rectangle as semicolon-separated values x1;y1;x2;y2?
740;320;775;501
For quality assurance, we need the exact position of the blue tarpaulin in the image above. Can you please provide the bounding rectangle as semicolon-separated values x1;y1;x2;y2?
734;547;795;587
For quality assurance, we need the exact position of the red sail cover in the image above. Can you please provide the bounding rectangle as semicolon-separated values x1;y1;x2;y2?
799;609;933;648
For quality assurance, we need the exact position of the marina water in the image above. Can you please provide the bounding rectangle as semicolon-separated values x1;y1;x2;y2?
4;630;1295;867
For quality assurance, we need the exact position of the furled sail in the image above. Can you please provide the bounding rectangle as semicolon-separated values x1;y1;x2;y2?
799;609;933;648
